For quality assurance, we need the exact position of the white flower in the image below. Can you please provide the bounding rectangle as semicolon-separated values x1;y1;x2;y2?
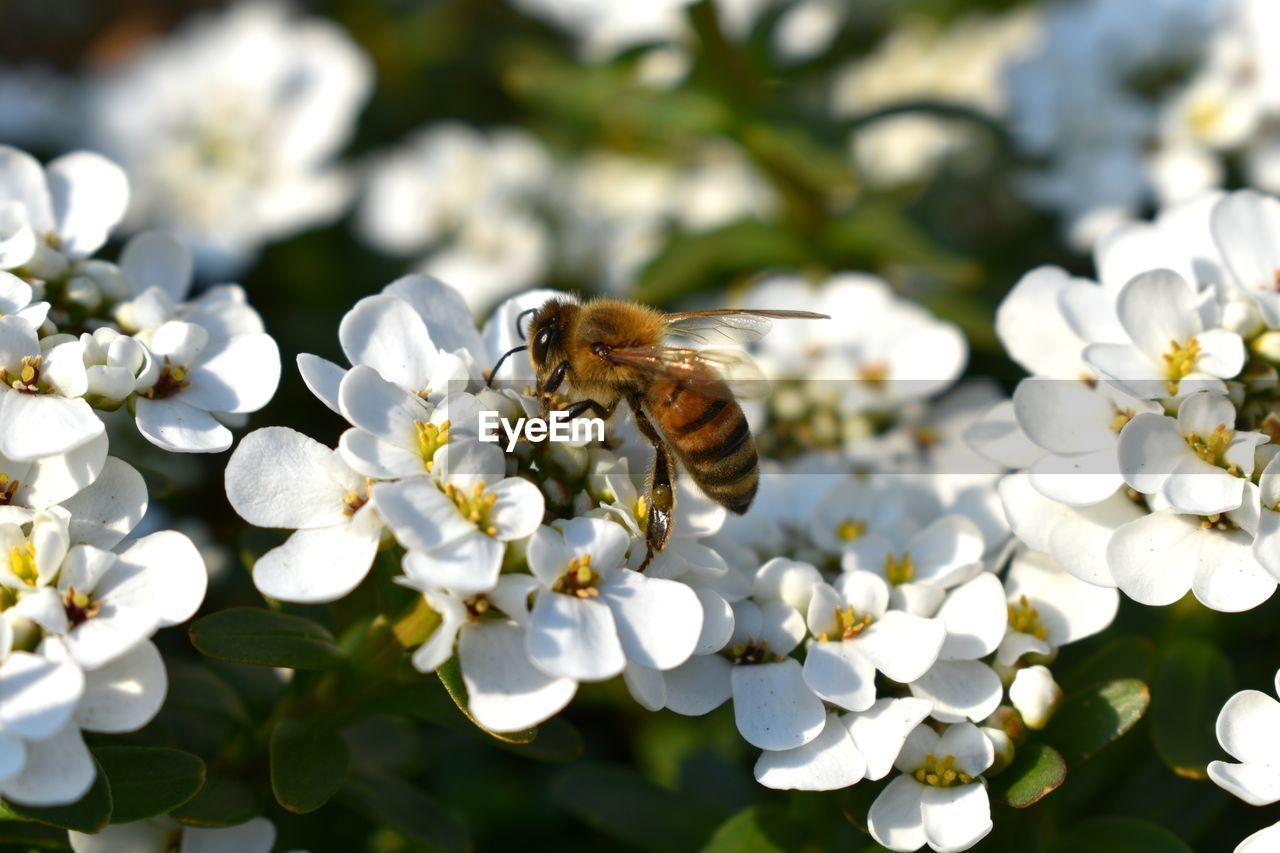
754;698;933;791
1235;822;1280;853
132;320;279;453
0;146;128;274
907;573;1007;724
69;816;277;853
225;427;384;603
997;549;1119;667
1012;377;1158;506
88;2;373;273
1209;670;1280;806
524;517;702;681
1083;270;1244;400
0;316;102;462
1119;390;1266;516
0;272;49;329
839;515;985;616
1107;501;1276;612
802;571;946;712
1008;665;1063;730
403;575;577;733
868;722;994;853
0;436;108;515
373;456;543;596
14;531;206;670
1211;189;1280;328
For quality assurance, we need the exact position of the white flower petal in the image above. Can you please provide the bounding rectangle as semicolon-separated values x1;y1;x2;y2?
297;353;346;415
1115;269;1201;357
0;722;94;806
910;660;1003;723
921;783;993;853
134;398;231;453
254;513;381;604
754;712;866;791
846;697;935;781
76;640;166;733
402;530;503;596
45;151;128;258
857;611;946;682
0;653;83;739
526;593;625;682
731;659;826;751
460;622;576;732
934;573;1008;661
663;653;733;716
225;427;353;529
867;775;927;853
600;570;702;671
802;639;878;712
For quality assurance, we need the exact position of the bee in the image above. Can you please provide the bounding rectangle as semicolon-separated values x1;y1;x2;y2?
489;298;827;568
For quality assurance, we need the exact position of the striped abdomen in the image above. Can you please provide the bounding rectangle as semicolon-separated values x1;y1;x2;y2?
646;378;758;514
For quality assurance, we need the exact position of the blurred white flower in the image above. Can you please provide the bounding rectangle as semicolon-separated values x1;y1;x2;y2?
87;2;373;274
69;816;277;853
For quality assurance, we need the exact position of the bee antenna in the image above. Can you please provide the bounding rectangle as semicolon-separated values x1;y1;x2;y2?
516;308;538;341
486;345;528;387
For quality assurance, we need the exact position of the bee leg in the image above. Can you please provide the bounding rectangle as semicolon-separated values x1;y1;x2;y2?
560;398;617;420
538;360;571;415
631;402;674;572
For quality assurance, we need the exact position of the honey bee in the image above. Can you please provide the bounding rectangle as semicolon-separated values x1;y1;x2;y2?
489;298;827;568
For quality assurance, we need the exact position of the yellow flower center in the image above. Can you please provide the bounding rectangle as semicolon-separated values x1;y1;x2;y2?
858;361;889;385
1162;338;1201;395
1008;595;1048;640
551;554;601;598
62;586;100;627
1;355;49;394
9;542;37;586
0;474;18;506
820;605;873;642
341;478;374;517
444;481;498;536
142;358;190;400
913;753;974;787
726;639;777;664
884;552;915;586
416;419;450;472
836;518;866;542
1185;423;1239;475
1109;408;1136;432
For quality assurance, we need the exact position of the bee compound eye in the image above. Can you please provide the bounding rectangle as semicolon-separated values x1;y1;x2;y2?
532;324;555;363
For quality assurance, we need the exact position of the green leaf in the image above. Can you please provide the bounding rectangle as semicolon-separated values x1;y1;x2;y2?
437;657;537;744
0;821;72;848
270;719;351;814
339;768;468;853
989;743;1067;808
1152;638;1235;779
632;221;812;305
1050;817;1192;853
93;747;205;824
165;660;251;724
1063;636;1155;692
0;758;111;833
551;763;725;851
1045;679;1150;766
189;607;346;670
703;805;808;853
171;773;262;828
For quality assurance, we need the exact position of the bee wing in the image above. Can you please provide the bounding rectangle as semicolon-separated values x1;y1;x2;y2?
601;346;770;399
664;309;830;344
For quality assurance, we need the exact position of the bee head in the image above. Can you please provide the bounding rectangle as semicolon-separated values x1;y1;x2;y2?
526;299;571;370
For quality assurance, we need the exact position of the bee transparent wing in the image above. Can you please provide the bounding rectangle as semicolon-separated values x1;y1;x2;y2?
664;309;829;344
601;346;770;399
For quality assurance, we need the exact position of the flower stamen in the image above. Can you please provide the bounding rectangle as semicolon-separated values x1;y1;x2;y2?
1162;338;1201;395
913;753;973;787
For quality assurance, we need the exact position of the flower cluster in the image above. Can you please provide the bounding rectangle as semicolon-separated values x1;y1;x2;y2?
226;273;1119;852
0;145;272;806
973;188;1280;615
356;125;775;311
86;3;373;275
1007;0;1280;247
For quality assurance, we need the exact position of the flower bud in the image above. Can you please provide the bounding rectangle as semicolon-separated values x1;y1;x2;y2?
1222;297;1264;338
983;704;1027;745
64;275;102;310
1009;665;1063;730
980;726;1016;776
1254;331;1280;363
